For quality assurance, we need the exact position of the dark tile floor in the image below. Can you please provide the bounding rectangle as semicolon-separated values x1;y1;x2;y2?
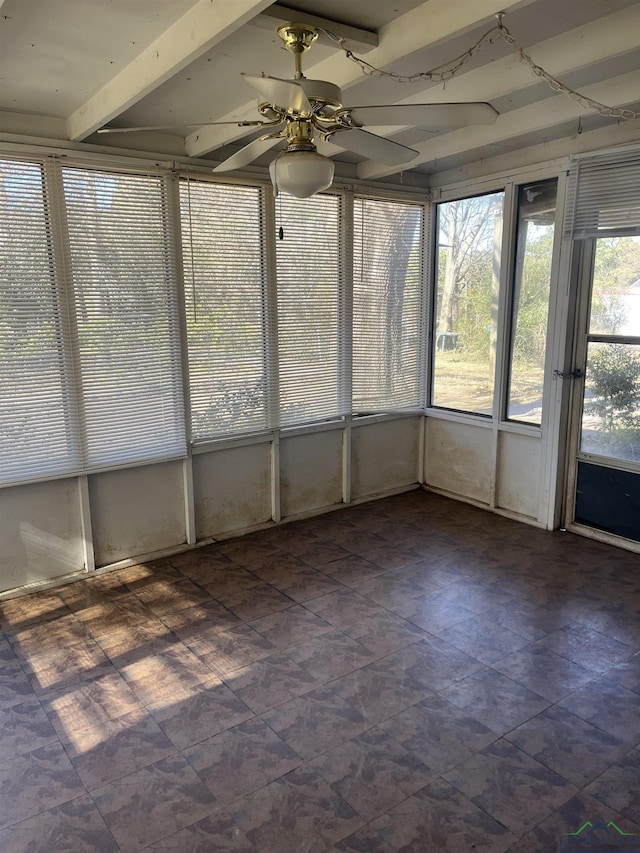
1;491;639;852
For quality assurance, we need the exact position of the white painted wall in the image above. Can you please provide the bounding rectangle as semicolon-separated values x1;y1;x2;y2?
424;416;549;525
280;430;343;519
425;418;493;505
0;479;85;592
0;416;426;594
193;442;272;539
496;432;541;519
352;417;421;500
89;462;186;566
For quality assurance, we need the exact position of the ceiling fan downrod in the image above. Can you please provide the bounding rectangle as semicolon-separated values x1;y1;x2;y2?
277;23;318;78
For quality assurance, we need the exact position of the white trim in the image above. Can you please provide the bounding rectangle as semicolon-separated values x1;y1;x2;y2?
77;475;95;573
425;408;493;427
342;418;352;504
422;484;547;529
418;416;426;486
576;453;640;477
566;522;640;555
270;434;281;524
498;421;542;438
351;411;422;427
491;182;517;508
536;170;571;528
432;160;571;203
0;140;428;198
191;432;276;453
0;454;188;490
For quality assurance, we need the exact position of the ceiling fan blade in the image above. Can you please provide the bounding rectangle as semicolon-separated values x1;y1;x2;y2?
212;134;283;173
242;74;311;115
347;102;499;129
331;128;418;166
314;137;342;158
97;120;266;134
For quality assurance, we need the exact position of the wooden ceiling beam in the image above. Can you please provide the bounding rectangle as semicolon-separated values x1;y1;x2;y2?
357;70;640;180
186;0;533;157
67;0;274;141
251;4;377;52
345;5;640;143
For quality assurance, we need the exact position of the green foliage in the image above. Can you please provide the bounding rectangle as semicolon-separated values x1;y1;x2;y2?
591;237;640;334
511;229;553;364
586;345;640;443
455;262;492;357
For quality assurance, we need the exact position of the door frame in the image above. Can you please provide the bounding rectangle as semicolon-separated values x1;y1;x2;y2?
563;237;640;553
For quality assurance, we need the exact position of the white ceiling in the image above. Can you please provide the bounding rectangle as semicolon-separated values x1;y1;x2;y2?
1;0;639;188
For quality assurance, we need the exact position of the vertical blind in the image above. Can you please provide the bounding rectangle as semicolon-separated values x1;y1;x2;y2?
180;181;269;440
63;167;185;467
276;193;347;427
0;160;77;483
353;198;425;411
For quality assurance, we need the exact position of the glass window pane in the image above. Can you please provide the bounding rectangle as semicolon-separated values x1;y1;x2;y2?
180;181;268;440
353;198;424;412
0;160;78;484
507;179;557;424
63;168;185;468
276;194;344;427
432;192;504;414
589;236;640;336
581;342;640;462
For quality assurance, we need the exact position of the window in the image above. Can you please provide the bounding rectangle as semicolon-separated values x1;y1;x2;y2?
353;198;425;412
1;159;186;487
432;191;504;414
2;155;445;484
507;179;558;424
0;160;76;483
63;168;185;468
580;236;640;462
180;181;268;439
276;193;346;427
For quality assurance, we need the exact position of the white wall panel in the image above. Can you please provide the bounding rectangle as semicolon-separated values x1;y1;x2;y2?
280;430;343;519
89;462;185;566
193;443;271;539
351;417;420;500
497;432;541;519
0;480;84;592
425;418;492;504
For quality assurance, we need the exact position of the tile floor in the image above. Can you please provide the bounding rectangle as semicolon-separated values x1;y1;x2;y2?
1;490;639;852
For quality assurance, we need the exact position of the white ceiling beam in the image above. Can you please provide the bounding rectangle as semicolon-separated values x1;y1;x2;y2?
0;110;68;140
251;4;377;52
186;0;533;157
357;70;640;180
67;0;274;141
429;120;640;189
347;5;640;137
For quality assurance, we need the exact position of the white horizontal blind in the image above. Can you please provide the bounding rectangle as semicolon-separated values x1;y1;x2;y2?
0;160;78;484
276;193;346;427
565;149;640;239
180;181;269;440
62;167;185;468
353;197;425;412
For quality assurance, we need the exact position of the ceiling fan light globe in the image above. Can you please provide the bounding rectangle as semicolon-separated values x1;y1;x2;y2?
269;149;334;198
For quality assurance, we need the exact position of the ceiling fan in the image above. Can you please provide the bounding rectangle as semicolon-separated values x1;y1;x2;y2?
99;22;499;197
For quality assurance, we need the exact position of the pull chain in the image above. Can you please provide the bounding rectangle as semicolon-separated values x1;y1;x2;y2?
277;191;284;240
